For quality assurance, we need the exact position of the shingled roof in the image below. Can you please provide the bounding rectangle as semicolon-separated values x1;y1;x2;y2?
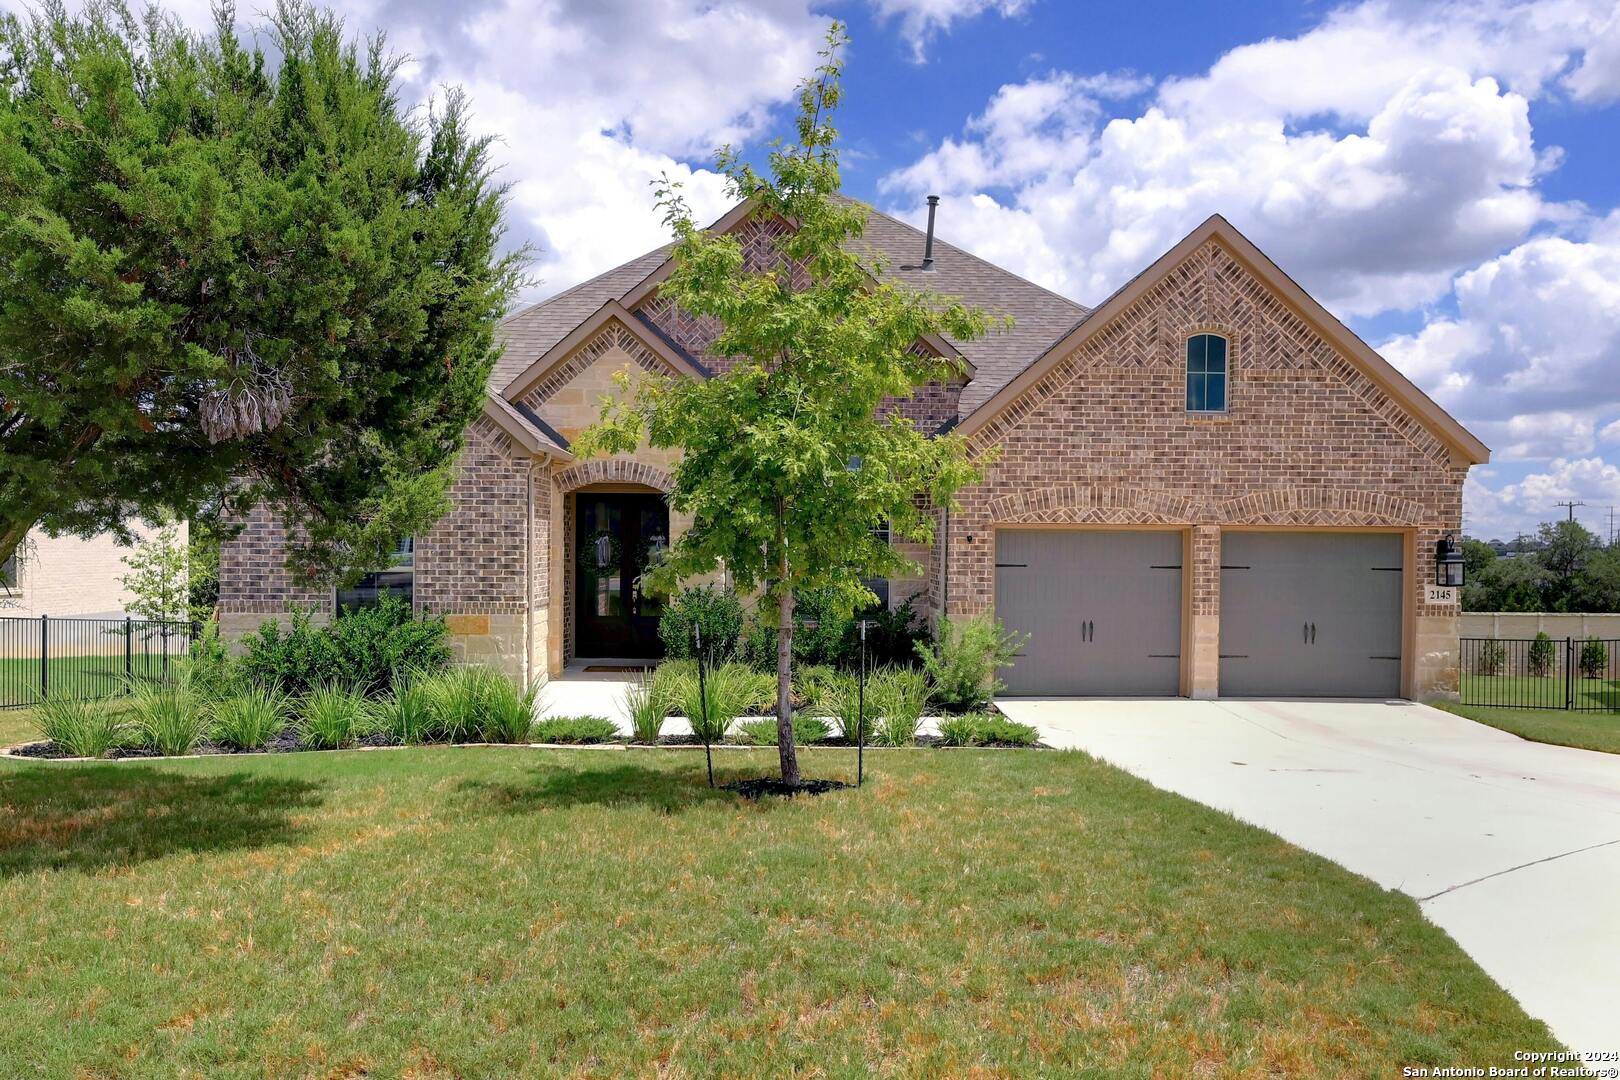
489;198;1088;422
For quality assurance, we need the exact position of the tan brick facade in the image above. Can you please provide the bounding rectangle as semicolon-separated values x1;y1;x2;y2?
942;238;1466;698
217;212;1477;699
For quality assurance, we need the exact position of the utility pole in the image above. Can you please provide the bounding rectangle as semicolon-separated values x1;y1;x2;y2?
1555;500;1585;523
1608;505;1616;547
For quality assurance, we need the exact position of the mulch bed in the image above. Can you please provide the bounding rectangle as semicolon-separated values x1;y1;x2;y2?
7;740;69;759
721;776;853;799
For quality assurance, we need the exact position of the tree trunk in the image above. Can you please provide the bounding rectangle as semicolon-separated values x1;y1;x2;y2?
774;501;801;786
0;517;32;572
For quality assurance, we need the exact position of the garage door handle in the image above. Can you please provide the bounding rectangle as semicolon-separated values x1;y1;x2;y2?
1310;622;1317;644
1303;622;1309;644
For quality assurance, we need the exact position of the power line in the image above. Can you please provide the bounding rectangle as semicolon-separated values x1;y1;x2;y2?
1554;500;1585;523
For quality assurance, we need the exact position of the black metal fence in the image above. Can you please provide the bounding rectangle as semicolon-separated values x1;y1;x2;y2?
0;616;196;709
1459;636;1620;712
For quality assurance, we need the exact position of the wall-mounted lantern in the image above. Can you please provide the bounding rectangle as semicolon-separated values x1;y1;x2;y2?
1436;532;1464;587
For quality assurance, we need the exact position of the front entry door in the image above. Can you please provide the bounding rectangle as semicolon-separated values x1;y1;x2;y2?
575;493;669;658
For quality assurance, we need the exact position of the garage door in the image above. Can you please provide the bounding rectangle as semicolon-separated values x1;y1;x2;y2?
995;530;1182;696
1219;533;1403;698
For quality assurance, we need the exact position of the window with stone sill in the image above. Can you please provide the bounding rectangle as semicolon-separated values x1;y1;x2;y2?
1186;333;1229;413
335;536;414;610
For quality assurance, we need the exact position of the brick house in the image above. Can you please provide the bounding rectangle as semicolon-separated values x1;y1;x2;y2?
218;200;1487;699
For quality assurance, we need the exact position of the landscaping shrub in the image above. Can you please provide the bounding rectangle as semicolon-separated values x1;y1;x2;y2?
936;712;1039;748
188;618;238;697
477;677;543;744
209;686;290;750
737;715;829;746
1475;638;1506;677
297;685;373;749
871;666;928;746
373;677;439;744
917;614;1028;712
33;697;124;758
1528;631;1557;678
659;585;745;661
857;598;931;668
128;682;209;756
1579;638;1610;679
620;674;667;744
324;595;453;691
742;591;930;671
239;596;450;696
531;715;619;744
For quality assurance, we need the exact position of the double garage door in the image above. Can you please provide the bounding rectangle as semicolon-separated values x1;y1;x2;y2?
995;530;1403;698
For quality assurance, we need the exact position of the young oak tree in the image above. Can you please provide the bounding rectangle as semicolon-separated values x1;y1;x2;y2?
575;24;1001;785
0;1;524;584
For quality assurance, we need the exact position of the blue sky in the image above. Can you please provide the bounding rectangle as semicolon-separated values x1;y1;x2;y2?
10;0;1619;542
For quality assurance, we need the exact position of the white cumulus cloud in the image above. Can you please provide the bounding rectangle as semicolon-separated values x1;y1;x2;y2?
879;0;1617;316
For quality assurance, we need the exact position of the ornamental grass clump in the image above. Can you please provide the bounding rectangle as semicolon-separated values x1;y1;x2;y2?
129;681;209;756
621;674;667;744
676;662;754;743
33;697;124;758
373;676;440;744
478;676;543;744
297;685;372;750
812;673;866;741
870;666;928;747
421;666;505;742
209;686;291;751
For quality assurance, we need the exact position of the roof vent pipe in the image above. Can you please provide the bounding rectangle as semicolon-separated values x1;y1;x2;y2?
921;194;939;271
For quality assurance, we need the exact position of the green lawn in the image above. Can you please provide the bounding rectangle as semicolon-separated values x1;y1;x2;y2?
1459;672;1620;711
0;655;184;709
0;747;1556;1076
1438;700;1620;755
0;708;35;748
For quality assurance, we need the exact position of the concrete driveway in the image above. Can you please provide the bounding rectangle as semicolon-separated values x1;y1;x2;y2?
995;697;1620;1056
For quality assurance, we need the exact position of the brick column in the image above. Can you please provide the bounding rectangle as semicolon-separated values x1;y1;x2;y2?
1412;525;1461;698
1189;525;1221;699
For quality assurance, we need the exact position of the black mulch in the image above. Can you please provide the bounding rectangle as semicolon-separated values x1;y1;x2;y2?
7;740;66;759
721;776;853;799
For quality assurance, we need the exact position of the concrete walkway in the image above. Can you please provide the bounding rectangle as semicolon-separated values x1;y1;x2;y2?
995;697;1620;1056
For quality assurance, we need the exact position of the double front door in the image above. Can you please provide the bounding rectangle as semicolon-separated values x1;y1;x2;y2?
575;493;669;658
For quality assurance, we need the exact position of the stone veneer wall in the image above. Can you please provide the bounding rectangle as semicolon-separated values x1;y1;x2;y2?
941;238;1467;699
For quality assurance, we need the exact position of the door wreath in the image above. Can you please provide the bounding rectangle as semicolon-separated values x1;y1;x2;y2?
579;530;622;576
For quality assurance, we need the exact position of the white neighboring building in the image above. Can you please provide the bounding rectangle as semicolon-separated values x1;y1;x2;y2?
0;521;184;619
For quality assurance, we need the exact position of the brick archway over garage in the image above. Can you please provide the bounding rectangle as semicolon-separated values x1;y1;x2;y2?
553;458;673;493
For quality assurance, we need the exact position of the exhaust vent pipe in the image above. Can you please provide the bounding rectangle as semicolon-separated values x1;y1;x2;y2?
903;195;940;272
922;194;938;271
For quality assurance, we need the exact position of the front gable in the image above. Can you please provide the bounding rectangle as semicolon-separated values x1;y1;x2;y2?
505;305;700;445
960;216;1488;468
959;228;1475;529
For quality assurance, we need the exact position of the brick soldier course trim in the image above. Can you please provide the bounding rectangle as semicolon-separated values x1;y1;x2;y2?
554;458;674;493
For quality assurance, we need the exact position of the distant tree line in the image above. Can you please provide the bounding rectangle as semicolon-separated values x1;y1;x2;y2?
1464;521;1620;612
